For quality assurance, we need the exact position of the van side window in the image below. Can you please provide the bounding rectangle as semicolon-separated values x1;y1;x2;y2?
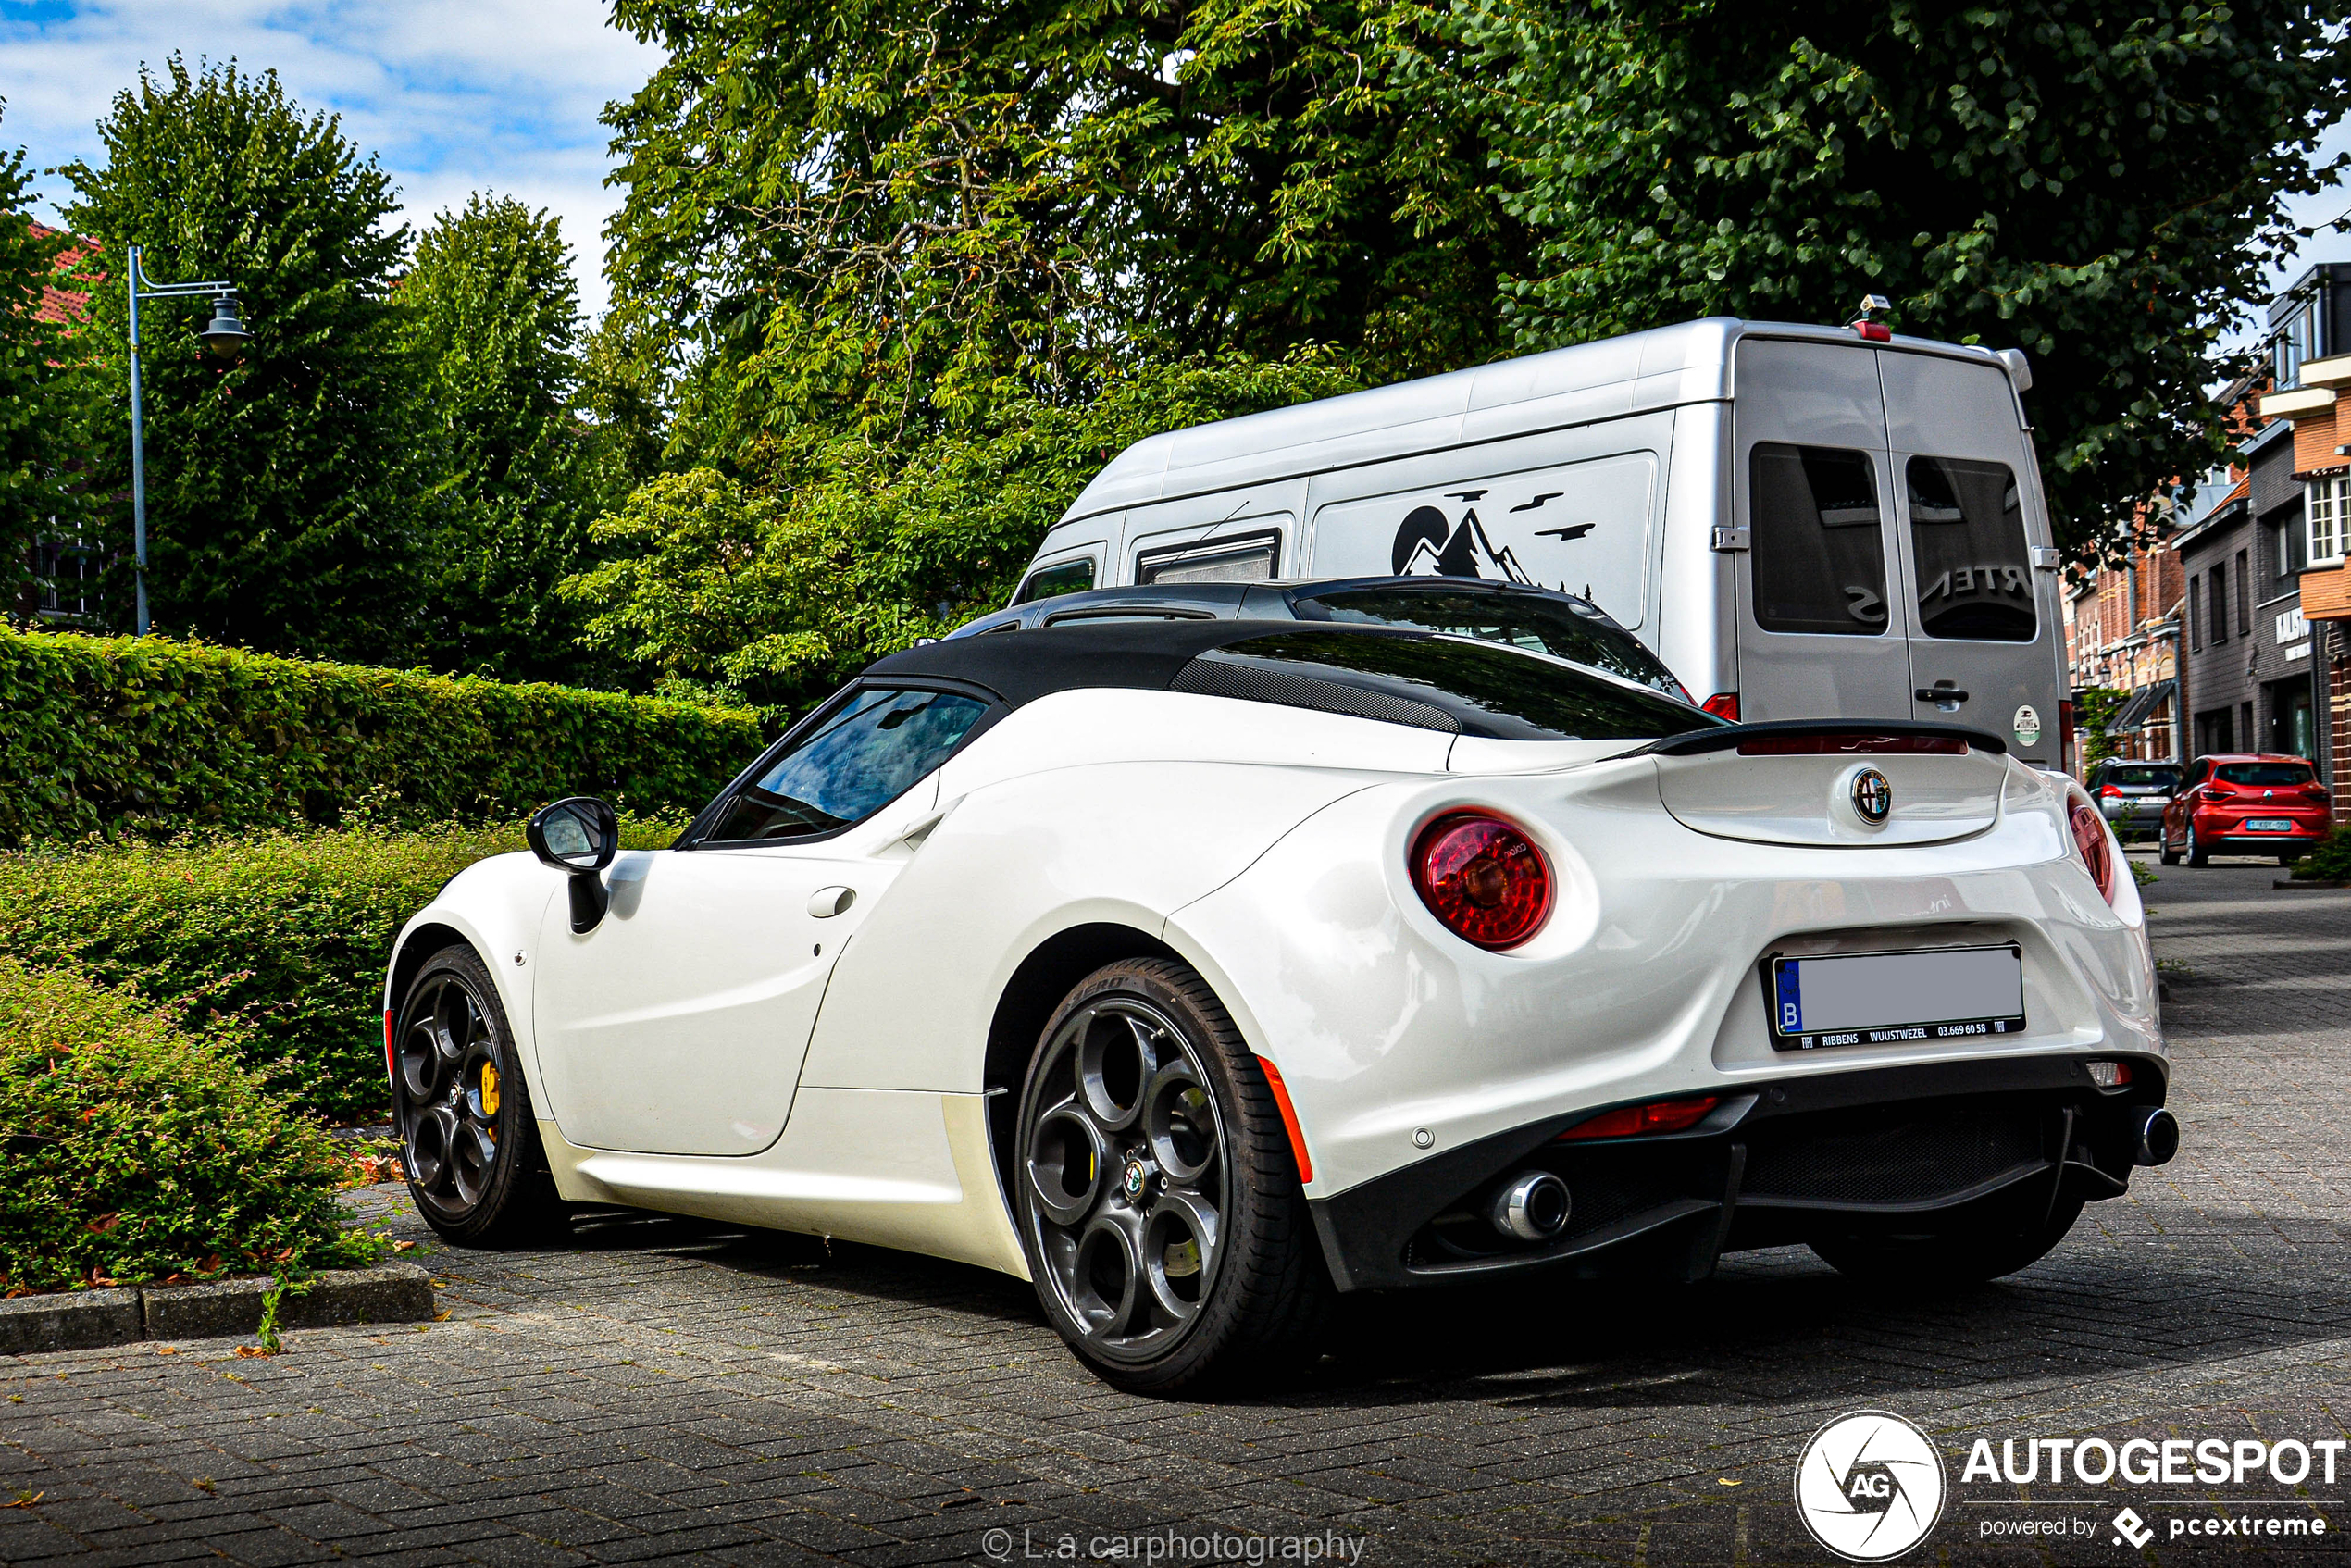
1749;445;1886;636
1014;557;1096;604
1136;529;1281;586
1908;457;2035;641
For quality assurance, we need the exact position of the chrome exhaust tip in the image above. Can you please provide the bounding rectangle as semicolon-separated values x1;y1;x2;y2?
2132;1106;2180;1166
1490;1171;1572;1241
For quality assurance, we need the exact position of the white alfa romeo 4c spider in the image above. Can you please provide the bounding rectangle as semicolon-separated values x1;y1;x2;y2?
385;621;2174;1392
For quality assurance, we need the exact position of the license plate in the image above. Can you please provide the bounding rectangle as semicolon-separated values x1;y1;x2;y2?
1766;945;2025;1051
2245;818;2295;832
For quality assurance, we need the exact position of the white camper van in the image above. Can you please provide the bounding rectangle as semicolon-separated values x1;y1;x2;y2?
1010;317;2071;767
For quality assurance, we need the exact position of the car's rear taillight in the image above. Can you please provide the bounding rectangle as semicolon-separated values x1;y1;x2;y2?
2086;1060;2133;1089
1701;691;1739;722
1411;811;1552;950
1559;1096;1721;1140
2097;784;2121;799
2069;799;2117;903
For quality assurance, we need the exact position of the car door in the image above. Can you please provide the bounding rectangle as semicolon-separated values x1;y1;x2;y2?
530;685;997;1157
1881;353;2060;763
1730;339;1913;721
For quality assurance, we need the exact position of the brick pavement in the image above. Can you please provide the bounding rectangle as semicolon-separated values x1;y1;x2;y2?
4;855;2348;1565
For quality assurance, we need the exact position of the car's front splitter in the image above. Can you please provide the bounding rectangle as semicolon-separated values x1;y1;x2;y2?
1306;1053;2169;1292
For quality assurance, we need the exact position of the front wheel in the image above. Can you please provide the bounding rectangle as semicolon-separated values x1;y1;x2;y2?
2185;824;2209;867
1809;1194;2084;1287
2159;832;2182;866
1013;958;1330;1395
393;945;566;1247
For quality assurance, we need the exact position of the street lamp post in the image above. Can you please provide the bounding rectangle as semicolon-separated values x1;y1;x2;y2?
126;243;249;635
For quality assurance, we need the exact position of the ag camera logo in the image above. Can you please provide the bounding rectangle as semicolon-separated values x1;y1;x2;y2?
1795;1410;1947;1562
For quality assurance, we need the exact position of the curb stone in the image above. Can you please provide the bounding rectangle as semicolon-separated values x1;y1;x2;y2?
0;1262;435;1354
2273;879;2348;890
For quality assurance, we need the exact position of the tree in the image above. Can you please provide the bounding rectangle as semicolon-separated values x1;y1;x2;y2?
401;193;611;682
1450;0;2351;553
60;58;420;660
0;107;89;619
602;0;1524;452
562;354;1361;710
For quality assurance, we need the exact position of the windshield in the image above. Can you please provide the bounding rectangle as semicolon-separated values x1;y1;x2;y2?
1182;630;1714;741
1291;586;1687;697
2215;763;2315;787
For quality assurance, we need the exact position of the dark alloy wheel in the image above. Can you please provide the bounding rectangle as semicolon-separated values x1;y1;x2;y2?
1013;958;1329;1394
2185;823;2209;867
1808;1193;2084;1287
393;945;564;1247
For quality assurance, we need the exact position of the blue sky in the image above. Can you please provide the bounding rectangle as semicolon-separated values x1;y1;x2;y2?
0;0;660;317
0;4;2344;335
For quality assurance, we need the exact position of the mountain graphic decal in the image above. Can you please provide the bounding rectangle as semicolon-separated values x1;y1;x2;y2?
1390;504;1536;584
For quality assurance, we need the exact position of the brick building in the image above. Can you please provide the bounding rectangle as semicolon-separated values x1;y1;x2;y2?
2064;516;2190;763
2233;262;2350;822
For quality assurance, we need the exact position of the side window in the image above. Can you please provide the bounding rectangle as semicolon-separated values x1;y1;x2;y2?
703;688;991;843
1750;444;1886;636
1907;456;2034;641
1014;557;1096;604
1136;529;1280;586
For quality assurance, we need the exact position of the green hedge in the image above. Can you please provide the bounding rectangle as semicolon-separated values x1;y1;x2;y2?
2291;827;2351;881
0;816;681;1121
0;626;764;843
0;960;384;1291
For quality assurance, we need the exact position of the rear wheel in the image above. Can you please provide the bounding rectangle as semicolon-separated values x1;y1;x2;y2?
1013;958;1329;1395
1809;1194;2084;1287
393;945;565;1247
2185;824;2209;867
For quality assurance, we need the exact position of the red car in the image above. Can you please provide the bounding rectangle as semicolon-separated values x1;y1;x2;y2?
2160;753;2332;865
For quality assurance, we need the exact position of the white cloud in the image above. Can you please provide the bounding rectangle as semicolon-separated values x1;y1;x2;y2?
0;0;661;317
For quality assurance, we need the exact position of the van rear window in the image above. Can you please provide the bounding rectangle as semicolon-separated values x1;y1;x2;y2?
1908;457;2035;641
1176;630;1713;741
1750;445;1887;636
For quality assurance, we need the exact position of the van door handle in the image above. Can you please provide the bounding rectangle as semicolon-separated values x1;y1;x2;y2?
1914;685;1970;704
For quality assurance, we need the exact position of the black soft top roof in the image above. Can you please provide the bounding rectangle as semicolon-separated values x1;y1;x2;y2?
865;619;1716;743
865;619;1348;707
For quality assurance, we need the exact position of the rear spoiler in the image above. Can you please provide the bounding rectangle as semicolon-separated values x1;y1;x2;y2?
1634;718;2009;759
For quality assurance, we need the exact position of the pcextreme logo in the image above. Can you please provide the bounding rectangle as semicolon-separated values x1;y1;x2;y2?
1794;1411;1948;1562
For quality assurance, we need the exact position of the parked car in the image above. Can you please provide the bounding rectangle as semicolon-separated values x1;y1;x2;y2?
2084;759;2183;842
2160;754;2332;866
950;574;1695;702
388;621;2171;1393
1008;315;2071;766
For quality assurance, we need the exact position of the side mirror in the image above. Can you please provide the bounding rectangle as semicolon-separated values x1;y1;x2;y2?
527;797;619;932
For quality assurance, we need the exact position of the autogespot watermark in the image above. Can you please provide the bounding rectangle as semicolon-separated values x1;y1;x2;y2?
1794;1412;2340;1560
978;1527;1373;1564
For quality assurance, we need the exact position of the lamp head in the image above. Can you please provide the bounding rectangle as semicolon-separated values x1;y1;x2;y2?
199;292;249;358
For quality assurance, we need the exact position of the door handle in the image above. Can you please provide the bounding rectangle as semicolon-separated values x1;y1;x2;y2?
808;886;856;918
1914;684;1970;704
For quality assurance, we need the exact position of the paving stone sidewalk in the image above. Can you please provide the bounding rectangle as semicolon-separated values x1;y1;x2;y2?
3;856;2347;1566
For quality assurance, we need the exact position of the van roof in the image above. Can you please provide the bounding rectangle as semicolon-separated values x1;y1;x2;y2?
1054;317;2023;529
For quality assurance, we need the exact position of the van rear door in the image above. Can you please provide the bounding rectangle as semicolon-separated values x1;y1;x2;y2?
1881;353;2061;765
1731;339;1912;721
